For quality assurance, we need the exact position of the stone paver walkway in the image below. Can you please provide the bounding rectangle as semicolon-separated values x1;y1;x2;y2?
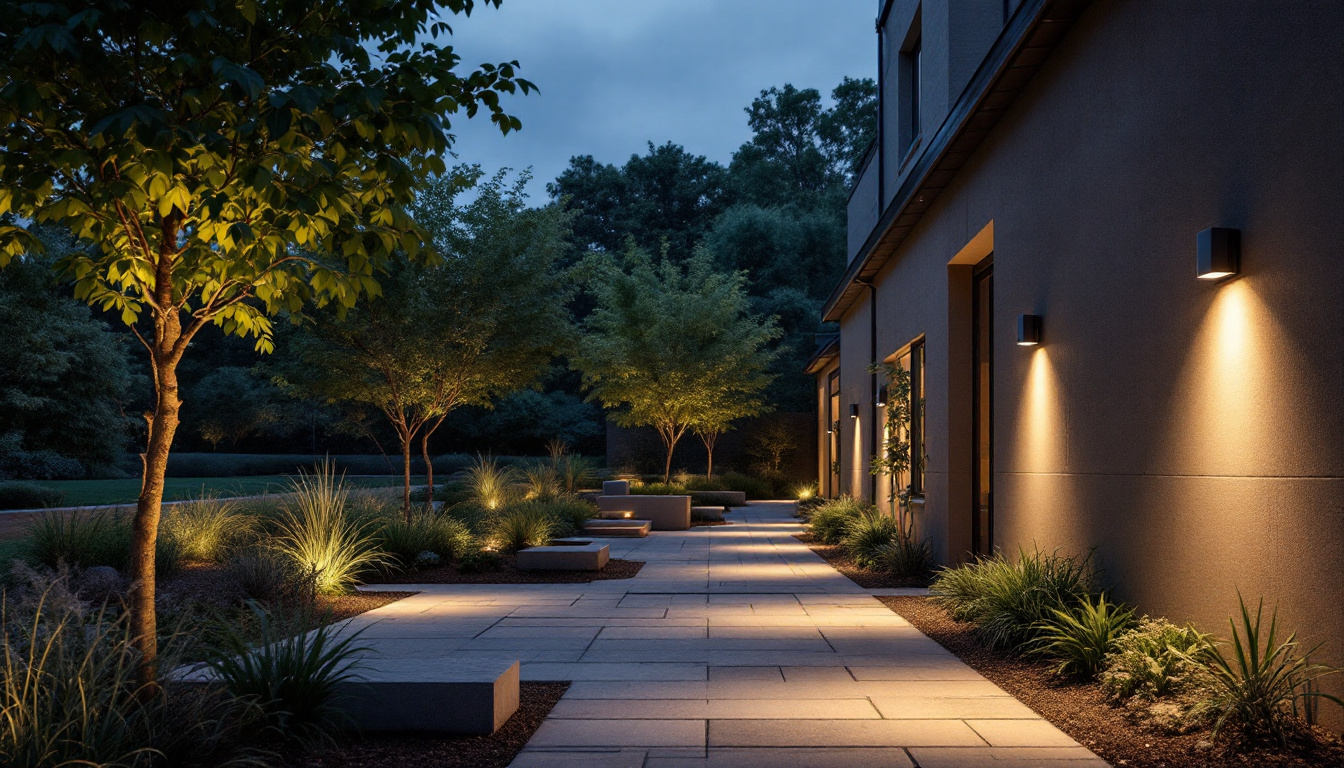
356;501;1107;767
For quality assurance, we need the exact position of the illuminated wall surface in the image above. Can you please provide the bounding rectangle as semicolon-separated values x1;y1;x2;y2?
821;0;1344;725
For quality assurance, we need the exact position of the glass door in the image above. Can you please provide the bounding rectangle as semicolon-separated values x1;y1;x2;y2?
827;372;841;497
972;259;993;556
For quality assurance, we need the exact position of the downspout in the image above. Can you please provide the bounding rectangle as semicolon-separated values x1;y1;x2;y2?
858;278;878;505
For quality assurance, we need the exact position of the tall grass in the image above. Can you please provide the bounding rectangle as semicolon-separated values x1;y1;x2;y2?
25;510;185;578
0;581;260;767
1032;593;1136;678
487;503;556;552
841;508;902;568
466;454;516;510
272;462;384;594
808;497;868;544
160;494;253;562
557;454;599;493
377;509;476;569
207;601;370;747
520;463;561;502
931;547;1095;651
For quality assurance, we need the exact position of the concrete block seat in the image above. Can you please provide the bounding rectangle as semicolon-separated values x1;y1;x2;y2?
597;494;691;531
691;505;726;522
179;658;519;734
517;540;609;571
581;518;652;537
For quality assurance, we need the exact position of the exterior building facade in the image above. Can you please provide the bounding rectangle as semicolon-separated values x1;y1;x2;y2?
814;0;1344;708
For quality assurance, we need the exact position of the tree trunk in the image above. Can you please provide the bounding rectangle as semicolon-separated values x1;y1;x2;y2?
659;426;682;485
399;431;413;521
420;431;434;508
700;431;719;480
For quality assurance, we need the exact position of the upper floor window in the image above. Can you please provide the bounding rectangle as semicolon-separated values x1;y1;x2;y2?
899;28;922;159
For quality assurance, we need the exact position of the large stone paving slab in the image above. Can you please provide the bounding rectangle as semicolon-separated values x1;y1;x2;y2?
352;501;1107;766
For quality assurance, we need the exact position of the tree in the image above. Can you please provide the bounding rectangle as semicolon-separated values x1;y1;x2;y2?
548;142;730;259
575;245;778;483
0;0;532;683
281;169;574;512
692;381;771;480
189;366;285;450
0;227;137;478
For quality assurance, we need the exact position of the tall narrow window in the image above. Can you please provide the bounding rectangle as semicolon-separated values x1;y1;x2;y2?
827;371;841;497
910;339;925;497
900;32;922;157
908;36;921;144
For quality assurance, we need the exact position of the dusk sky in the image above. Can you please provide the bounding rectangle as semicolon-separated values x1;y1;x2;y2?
443;0;877;200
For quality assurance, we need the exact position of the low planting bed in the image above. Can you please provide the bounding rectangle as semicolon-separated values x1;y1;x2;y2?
373;555;643;585
795;531;930;588
884;595;1344;768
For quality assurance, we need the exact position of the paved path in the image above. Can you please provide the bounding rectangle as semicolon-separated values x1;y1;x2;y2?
357;501;1107;767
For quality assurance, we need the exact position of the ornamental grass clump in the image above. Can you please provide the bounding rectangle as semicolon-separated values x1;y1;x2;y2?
841;508;903;568
520;462;561;502
1195;593;1342;745
1032;593;1136;678
273;462;384;594
557;454;599;493
487;502;556;552
159;494;253;562
377;508;476;570
808;496;868;544
931;547;1095;651
466;453;516;510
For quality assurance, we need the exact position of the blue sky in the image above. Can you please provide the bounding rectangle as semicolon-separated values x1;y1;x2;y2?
442;0;877;200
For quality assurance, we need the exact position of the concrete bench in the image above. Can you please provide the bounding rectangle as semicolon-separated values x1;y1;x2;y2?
598;495;691;531
691;505;726;522
581;518;652;537
517;541;609;571
602;479;630;495
177;658;519;734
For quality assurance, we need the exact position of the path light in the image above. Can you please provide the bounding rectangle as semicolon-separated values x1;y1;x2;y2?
1197;227;1240;280
849;403;859;419
1017;314;1042;346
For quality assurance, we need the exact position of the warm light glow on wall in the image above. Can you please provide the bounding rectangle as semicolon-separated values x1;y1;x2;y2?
1014;346;1067;473
850;413;864;498
1166;280;1278;474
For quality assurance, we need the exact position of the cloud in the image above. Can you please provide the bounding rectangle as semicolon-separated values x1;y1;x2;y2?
439;0;875;200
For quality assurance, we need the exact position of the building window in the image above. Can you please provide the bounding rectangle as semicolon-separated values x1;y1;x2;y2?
827;371;841;497
900;34;922;156
889;339;925;499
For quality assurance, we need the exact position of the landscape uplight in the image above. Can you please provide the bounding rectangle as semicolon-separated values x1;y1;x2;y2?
1197;227;1240;280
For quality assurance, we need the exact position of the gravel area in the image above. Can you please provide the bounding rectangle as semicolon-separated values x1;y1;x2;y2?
793;532;931;588
881;595;1344;768
281;682;570;768
375;557;644;585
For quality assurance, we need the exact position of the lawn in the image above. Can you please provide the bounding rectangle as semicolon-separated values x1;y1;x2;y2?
30;475;427;508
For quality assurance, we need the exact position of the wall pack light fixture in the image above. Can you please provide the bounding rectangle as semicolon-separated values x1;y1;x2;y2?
1017;314;1042;346
849;403;860;419
1197;227;1240;280
877;385;889;408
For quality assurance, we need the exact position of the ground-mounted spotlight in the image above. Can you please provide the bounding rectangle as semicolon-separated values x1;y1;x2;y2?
849;403;859;419
1017;314;1042;346
1197;227;1240;280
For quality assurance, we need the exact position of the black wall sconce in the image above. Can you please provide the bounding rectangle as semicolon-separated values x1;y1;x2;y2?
1017;314;1042;346
1197;227;1240;280
848;403;859;419
876;385;889;408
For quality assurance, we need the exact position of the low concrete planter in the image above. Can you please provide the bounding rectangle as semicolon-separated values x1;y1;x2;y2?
690;490;747;507
598;495;691;530
691;505;726;522
177;658;520;735
581;518;652;537
517;541;610;571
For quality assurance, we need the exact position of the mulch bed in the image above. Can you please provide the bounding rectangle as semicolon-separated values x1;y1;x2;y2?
880;595;1344;768
157;563;415;619
282;681;570;768
374;557;645;585
794;532;931;589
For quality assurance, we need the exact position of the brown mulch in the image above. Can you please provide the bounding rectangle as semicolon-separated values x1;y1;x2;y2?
794;532;931;589
282;681;570;768
880;595;1344;768
156;563;414;620
375;557;644;585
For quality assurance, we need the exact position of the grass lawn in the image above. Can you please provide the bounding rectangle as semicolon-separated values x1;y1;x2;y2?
29;475;427;508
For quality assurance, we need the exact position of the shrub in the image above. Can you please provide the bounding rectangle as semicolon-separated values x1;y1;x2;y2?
544;498;598;538
377;509;475;570
1198;594;1342;744
558;454;600;493
808;497;868;544
874;533;933;577
931;548;1095;651
272;463;384;594
1102;617;1215;701
1032;593;1136;678
458;549;502;573
160;495;253;562
411;480;473;506
208;601;369;746
466;454;516;510
24;510;113;569
841;509;903;568
0;582;261;767
0;481;64;510
718;471;775;500
226;547;316;607
630;482;688;496
487;503;556;552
